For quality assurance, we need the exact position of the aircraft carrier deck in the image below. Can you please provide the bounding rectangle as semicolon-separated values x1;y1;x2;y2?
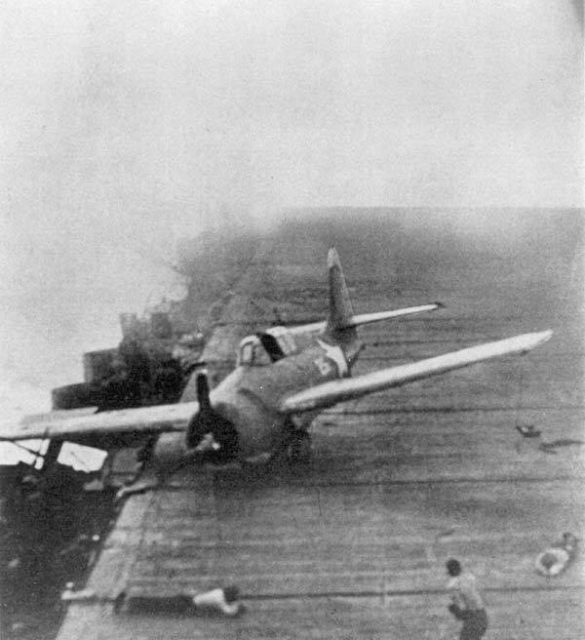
56;211;584;639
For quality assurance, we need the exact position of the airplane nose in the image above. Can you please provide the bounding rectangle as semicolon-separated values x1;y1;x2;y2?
186;408;239;461
185;372;239;460
195;433;221;453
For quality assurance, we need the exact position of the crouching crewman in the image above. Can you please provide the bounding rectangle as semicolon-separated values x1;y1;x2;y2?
446;559;488;640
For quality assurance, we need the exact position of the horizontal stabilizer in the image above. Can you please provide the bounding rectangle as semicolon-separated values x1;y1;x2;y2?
280;330;552;414
344;303;442;328
288;302;441;336
0;401;198;442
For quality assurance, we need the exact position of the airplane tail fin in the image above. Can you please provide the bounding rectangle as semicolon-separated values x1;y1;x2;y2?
323;248;440;345
325;248;357;338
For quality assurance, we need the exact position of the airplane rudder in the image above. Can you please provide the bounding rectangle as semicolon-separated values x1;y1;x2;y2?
327;247;354;331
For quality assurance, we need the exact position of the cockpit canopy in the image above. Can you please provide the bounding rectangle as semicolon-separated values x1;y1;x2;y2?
237;335;271;367
236;326;298;367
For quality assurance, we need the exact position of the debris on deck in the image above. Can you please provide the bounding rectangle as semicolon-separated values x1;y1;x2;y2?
535;533;579;577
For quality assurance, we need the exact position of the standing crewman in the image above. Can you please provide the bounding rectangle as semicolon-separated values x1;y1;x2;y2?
446;558;489;640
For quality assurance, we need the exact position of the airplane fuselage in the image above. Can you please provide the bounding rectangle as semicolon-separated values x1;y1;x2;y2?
3;248;551;486
177;333;355;463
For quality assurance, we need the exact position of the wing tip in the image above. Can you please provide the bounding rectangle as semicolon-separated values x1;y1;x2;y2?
519;329;553;353
534;329;553;346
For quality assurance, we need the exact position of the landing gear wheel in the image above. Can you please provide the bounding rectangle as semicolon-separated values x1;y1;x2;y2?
288;431;312;464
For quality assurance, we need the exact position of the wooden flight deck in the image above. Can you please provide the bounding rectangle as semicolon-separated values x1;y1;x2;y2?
56;212;584;639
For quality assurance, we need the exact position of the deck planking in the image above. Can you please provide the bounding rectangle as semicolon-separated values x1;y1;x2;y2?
57;214;584;639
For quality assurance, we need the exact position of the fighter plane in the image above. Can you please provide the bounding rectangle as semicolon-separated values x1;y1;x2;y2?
0;249;552;484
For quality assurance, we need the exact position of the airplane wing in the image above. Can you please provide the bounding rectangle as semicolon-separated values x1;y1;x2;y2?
287;303;442;335
280;330;552;414
0;401;198;442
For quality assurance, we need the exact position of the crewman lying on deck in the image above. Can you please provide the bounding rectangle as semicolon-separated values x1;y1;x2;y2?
193;586;243;616
119;586;245;616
